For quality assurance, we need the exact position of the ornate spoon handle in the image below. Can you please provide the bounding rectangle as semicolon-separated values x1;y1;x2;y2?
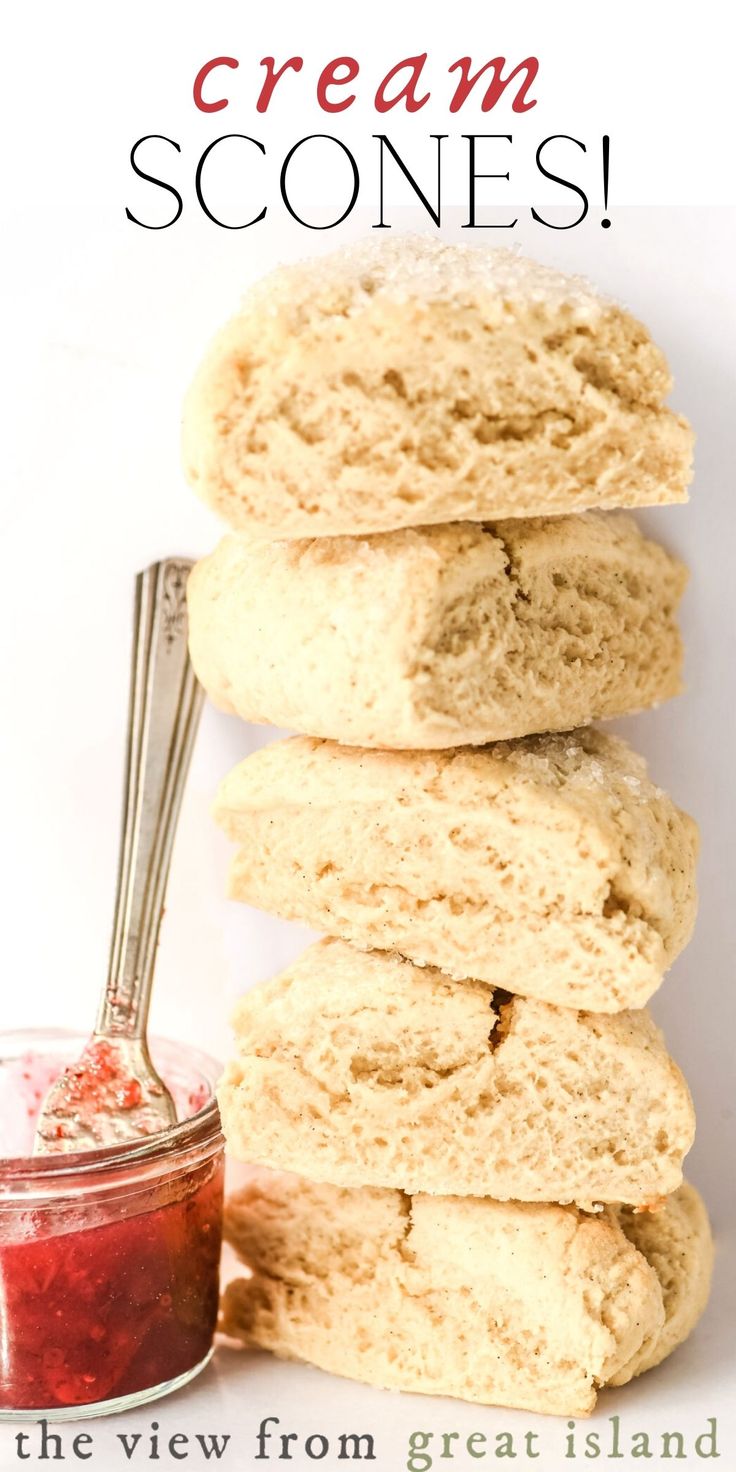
99;559;204;1039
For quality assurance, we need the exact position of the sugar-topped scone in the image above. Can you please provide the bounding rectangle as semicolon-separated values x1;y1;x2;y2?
222;1172;712;1417
182;237;693;538
220;938;694;1207
188;513;687;749
215;729;698;1012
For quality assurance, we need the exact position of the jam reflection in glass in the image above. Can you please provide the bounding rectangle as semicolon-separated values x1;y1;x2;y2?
0;1032;225;1418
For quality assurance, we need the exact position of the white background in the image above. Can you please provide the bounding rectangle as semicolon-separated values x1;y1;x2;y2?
1;2;735;1468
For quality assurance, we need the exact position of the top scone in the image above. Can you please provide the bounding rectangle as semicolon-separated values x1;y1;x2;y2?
182;236;693;538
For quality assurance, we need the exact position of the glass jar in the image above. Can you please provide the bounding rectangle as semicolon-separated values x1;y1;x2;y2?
0;1029;225;1421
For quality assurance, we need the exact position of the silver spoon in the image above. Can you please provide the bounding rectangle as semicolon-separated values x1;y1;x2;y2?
34;559;204;1154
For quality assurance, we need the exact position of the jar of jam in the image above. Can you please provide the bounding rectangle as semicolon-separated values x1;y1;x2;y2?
0;1029;225;1421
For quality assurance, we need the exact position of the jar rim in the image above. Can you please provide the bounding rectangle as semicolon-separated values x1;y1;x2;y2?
0;1027;224;1183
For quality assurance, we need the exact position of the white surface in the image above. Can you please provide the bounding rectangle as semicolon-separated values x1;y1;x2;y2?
1;1;735;1462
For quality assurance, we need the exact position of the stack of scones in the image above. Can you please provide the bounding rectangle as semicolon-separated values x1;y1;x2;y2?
183;237;712;1417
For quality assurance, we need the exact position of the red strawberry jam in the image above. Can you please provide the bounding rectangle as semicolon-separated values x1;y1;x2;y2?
0;1035;225;1415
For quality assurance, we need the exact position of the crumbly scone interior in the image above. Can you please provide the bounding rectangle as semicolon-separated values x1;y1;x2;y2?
183;240;693;534
413;517;685;733
187;512;688;750
220;1171;713;1416
219;937;694;1206
219;729;699;1011
612;1182;714;1381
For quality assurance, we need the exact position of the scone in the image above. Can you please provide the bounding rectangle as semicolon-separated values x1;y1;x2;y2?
215;729;698;1012
182;237;693;538
219;938;694;1207
188;513;687;748
608;1187;714;1384
222;1172;712;1417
